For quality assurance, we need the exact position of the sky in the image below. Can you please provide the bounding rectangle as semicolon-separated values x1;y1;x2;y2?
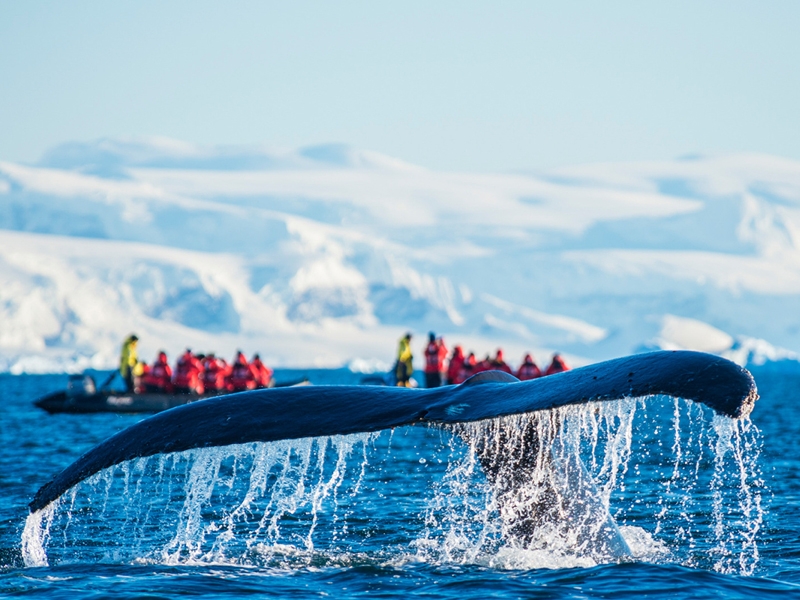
1;1;799;172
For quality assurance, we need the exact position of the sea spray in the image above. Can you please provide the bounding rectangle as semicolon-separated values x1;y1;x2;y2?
20;398;765;574
21;502;56;567
417;424;497;564
708;414;764;575
441;408;634;563
425;399;764;571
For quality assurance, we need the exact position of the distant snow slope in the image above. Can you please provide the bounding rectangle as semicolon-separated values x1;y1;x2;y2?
1;137;798;372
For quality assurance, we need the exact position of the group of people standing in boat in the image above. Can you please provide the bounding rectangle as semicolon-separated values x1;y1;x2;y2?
396;331;569;388
119;334;273;394
119;331;568;394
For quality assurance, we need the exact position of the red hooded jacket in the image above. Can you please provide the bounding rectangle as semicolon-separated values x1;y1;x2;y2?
144;352;173;391
202;355;229;392
229;352;258;391
446;346;464;385
251;355;273;388
516;354;542;381
174;350;204;393
424;339;448;373
544;354;570;376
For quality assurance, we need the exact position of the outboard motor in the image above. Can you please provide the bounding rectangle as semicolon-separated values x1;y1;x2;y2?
66;374;97;398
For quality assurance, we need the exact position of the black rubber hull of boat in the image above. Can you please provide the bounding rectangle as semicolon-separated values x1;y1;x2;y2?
34;390;228;414
29;351;757;513
33;380;308;414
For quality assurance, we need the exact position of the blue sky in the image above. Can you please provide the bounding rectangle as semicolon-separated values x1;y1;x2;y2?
1;1;798;171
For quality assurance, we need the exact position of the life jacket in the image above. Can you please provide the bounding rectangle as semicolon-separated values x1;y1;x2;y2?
489;350;513;375
424;342;447;373
446;347;464;384
229;354;257;391
490;361;514;374
455;354;477;384
174;352;203;393
202;357;228;391
251;357;273;388
516;355;541;381
133;363;148;393
151;363;171;382
144;353;172;391
544;355;569;376
472;358;492;374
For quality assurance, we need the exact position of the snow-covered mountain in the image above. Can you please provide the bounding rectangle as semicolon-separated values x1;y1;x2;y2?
1;137;799;373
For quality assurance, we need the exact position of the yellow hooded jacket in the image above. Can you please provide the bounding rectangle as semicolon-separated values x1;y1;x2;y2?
119;337;138;377
397;337;412;372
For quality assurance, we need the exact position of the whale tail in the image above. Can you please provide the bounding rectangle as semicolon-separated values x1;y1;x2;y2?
25;351;759;568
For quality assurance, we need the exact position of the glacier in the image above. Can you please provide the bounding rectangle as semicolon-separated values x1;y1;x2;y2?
0;137;799;373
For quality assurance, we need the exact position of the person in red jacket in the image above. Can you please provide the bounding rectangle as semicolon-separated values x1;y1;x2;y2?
544;353;570;376
446;345;465;385
473;354;492;374
228;351;258;392
143;351;173;392
201;353;229;393
251;353;273;388
133;361;148;394
516;353;542;381
173;348;204;394
489;349;514;374
423;332;448;388
455;352;477;384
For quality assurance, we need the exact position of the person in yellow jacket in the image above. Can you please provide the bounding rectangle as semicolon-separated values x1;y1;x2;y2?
395;332;413;387
119;334;139;392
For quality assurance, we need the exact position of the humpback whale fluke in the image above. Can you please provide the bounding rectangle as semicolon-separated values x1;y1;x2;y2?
29;351;757;514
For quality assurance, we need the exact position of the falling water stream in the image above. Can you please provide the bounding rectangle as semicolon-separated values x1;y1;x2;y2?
21;396;765;576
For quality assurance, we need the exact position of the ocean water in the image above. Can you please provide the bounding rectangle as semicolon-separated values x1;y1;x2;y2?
1;364;799;598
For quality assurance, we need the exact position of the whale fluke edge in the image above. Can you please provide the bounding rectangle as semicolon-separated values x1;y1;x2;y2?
29;350;757;513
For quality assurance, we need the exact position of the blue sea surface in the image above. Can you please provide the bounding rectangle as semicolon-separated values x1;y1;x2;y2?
1;364;799;598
